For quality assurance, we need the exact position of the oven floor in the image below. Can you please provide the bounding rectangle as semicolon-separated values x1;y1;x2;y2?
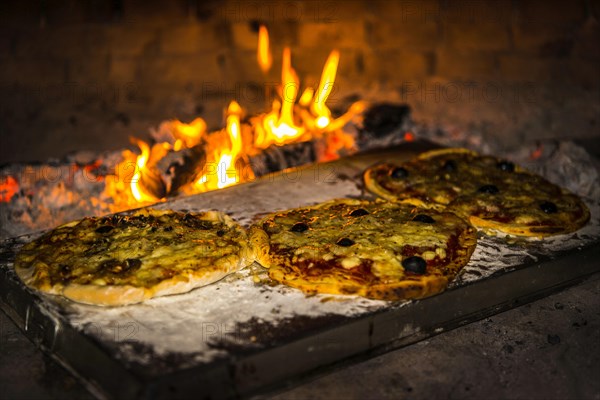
2;273;598;400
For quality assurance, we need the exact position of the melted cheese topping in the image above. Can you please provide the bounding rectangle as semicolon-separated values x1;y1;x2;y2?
367;149;590;237
260;200;473;280
16;209;248;289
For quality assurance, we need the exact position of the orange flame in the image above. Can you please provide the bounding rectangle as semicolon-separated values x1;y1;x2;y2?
254;47;305;149
276;47;304;138
299;87;314;107
130;139;162;203
172;118;206;151
311;50;339;129
194;101;251;191
103;26;366;207
257;25;272;74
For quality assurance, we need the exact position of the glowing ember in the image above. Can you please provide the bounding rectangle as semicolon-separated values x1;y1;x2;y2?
0;175;19;202
530;143;544;160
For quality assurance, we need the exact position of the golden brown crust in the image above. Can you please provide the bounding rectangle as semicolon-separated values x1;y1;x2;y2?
416;147;478;160
250;199;477;301
15;209;254;306
363;148;590;237
247;225;271;269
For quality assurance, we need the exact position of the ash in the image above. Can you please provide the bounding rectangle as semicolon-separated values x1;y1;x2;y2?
0;150;123;239
65;266;389;366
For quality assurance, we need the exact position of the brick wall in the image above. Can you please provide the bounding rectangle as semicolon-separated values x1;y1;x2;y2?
1;0;599;162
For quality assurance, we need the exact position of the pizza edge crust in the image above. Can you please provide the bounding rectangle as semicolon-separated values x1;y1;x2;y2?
362;163;401;202
415;147;477;160
463;194;591;238
60;259;241;306
248;225;271;269
15;209;255;306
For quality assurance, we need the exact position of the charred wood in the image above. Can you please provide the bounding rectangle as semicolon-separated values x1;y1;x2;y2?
249;141;316;177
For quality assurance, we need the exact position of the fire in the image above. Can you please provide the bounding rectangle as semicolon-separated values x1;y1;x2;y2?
0;175;19;202
298;87;314;106
103;137;167;212
130;139;150;202
193;101;252;192
254;47;306;149
171;118;206;151
257;25;272;74
102;25;366;208
311;50;339;129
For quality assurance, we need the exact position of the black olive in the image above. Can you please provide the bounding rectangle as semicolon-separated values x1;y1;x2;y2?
412;214;435;223
95;225;114;234
478;184;499;194
290;222;309;233
125;258;142;270
59;264;71;274
540;201;558;214
57;264;72;282
216;229;226;237
350;208;369;217
100;259;122;273
442;160;457;172
390;167;409;179
336;237;355;247
164;226;173;232
402;256;427;274
497;160;515;172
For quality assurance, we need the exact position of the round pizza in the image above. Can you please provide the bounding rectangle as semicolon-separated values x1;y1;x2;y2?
15;209;254;306
363;148;590;237
249;199;477;301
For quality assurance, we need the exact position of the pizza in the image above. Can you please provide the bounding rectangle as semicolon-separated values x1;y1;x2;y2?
363;148;590;237
249;199;477;300
15;209;254;306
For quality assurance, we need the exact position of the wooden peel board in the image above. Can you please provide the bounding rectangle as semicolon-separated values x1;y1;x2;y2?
1;141;600;399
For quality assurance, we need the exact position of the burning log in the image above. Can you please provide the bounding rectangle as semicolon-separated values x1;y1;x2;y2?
249;141;316;177
356;103;415;151
136;164;167;200
157;145;206;195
